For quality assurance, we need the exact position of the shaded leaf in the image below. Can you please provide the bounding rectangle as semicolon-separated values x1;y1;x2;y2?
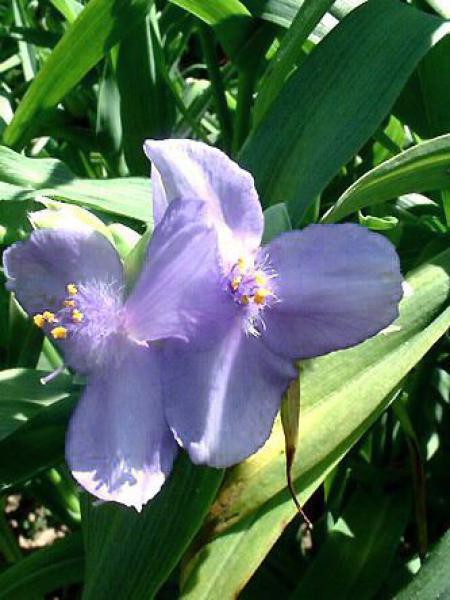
240;0;449;224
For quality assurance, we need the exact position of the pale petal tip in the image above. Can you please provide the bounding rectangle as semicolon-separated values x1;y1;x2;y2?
71;469;166;512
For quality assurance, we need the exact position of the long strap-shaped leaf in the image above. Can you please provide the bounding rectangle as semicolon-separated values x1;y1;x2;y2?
240;0;450;225
322;134;450;223
81;455;223;599
2;0;153;150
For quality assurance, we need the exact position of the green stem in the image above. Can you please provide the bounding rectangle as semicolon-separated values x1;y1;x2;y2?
198;24;233;154
232;68;256;156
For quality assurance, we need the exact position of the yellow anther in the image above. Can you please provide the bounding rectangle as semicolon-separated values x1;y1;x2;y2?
237;257;248;272
72;310;84;323
254;288;271;305
33;314;45;328
42;311;56;323
254;272;267;286
231;276;242;291
50;326;68;340
63;299;76;308
66;283;78;296
241;295;250;305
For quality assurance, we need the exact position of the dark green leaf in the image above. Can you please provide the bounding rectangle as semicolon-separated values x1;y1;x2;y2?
82;455;223;599
290;488;410;599
240;0;449;224
395;529;450;599
0;532;84;599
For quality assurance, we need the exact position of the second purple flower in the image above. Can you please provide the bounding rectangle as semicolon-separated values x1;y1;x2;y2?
145;139;404;468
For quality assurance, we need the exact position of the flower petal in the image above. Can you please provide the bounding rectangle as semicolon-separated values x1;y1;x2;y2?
3;229;123;316
125;197;233;343
163;322;297;468
66;343;178;511
262;224;403;359
144;139;264;261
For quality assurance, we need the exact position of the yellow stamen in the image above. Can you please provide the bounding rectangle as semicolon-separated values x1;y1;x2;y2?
72;310;84;323
237;257;247;272
42;311;56;323
33;314;45;328
254;272;267;286
63;299;76;308
241;294;249;305
231;276;242;291
254;288;271;305
66;283;78;296
50;326;68;340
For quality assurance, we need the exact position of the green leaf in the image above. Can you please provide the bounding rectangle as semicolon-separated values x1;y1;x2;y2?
180;247;450;598
396;36;450;139
0;532;84;599
0;146;152;222
240;0;449;224
169;0;250;25
0;368;72;443
424;0;450;19
322;134;450;223
3;0;153;149
358;213;399;232
290;488;410;599
0;199;32;245
82;455;223;599
262;202;292;243
395;528;450;599
96;54;123;173
124;226;153;290
168;0;254;63
29;199;114;243
255;0;335;123
0;370;77;491
49;0;83;23
117;10;176;174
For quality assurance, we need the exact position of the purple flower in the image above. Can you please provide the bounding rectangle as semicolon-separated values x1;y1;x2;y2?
144;139;404;468
3;198;222;510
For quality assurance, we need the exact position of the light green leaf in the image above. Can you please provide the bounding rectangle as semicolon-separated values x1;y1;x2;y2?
0;146;152;222
424;0;450;19
49;0;83;23
29;199;114;243
169;0;250;24
3;0;153;149
245;0;365;29
322;134;450;223
240;0;450;224
181;247;450;597
107;223;140;259
358;213;399;232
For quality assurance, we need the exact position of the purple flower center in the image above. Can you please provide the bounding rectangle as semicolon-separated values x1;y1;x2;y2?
225;255;278;336
33;279;126;371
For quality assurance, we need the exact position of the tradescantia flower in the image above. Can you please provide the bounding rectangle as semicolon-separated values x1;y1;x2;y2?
144;139;404;468
2;197;224;510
